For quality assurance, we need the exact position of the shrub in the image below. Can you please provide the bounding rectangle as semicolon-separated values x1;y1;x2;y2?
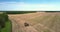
0;12;8;28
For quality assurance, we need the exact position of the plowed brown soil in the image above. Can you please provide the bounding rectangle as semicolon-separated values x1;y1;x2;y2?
8;12;60;32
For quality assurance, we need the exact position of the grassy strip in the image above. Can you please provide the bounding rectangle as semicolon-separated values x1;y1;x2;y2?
1;20;12;32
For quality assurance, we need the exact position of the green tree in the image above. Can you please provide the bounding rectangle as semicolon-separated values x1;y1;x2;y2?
0;12;8;28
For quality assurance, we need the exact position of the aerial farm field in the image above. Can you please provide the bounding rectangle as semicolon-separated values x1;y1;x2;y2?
8;12;60;32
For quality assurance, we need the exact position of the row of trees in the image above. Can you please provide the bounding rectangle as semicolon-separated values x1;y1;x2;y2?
0;12;8;28
45;11;60;12
6;11;36;14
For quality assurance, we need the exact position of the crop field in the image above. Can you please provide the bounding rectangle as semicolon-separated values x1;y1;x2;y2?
8;12;60;32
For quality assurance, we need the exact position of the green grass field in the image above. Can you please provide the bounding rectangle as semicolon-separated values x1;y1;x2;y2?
1;20;12;32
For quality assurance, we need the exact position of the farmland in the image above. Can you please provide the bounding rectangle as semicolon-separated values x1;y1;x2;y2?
8;12;60;32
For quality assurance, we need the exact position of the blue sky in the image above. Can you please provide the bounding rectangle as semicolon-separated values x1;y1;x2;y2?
0;0;60;11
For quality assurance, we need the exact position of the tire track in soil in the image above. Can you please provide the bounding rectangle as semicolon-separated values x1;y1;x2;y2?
27;13;56;26
33;13;57;32
53;13;60;32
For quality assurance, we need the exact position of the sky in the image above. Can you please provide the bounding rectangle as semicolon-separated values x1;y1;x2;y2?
0;0;60;11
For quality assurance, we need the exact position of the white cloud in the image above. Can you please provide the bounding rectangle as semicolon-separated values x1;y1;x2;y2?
0;2;60;11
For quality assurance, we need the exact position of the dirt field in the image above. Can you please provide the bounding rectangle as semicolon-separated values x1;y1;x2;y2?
8;12;60;32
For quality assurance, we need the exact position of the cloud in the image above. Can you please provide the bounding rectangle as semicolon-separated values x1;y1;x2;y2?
0;2;60;11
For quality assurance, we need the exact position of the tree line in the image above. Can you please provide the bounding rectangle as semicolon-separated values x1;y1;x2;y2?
0;12;8;28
